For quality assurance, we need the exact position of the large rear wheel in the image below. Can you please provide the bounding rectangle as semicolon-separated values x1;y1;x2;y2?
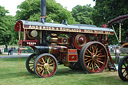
118;56;128;81
34;53;58;78
80;41;108;73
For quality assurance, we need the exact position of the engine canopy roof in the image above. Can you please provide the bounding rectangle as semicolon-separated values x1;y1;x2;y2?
15;20;114;35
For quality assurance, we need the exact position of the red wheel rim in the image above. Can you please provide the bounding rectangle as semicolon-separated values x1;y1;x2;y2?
84;43;108;73
36;55;57;77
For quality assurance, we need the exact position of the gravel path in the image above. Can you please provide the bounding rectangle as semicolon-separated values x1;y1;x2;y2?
0;52;125;59
0;53;32;58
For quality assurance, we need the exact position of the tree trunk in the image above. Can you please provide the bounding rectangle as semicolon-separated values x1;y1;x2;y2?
5;44;8;50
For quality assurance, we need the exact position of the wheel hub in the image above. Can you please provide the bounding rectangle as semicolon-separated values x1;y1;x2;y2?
92;55;97;60
44;63;49;69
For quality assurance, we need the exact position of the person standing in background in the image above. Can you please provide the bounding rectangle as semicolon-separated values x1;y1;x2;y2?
8;47;11;55
10;47;13;55
115;46;120;64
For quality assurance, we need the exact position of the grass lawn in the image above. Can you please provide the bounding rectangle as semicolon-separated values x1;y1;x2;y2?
0;58;127;85
0;54;7;56
110;53;128;56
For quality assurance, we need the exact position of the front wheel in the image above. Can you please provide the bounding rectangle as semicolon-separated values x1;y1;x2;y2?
80;41;108;73
34;53;58;78
118;56;128;81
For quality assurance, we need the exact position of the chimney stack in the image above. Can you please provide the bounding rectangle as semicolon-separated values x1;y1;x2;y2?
40;0;46;23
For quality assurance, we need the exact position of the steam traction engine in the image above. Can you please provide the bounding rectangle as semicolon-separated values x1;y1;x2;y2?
14;0;114;78
108;14;128;81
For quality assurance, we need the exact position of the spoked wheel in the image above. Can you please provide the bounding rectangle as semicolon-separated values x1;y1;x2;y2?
26;53;37;74
34;53;58;78
118;56;128;81
80;41;108;73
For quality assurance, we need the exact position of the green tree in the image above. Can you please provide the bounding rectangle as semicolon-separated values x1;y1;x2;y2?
0;6;16;48
8;16;18;45
93;0;128;26
16;0;77;24
72;5;94;24
93;0;128;44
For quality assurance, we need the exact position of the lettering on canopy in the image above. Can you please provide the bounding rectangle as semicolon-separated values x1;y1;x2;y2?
23;25;114;35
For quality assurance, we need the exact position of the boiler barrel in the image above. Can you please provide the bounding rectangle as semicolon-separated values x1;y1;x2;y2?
34;46;67;54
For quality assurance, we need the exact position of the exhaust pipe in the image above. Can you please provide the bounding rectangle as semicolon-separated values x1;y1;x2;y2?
40;0;47;45
40;0;46;23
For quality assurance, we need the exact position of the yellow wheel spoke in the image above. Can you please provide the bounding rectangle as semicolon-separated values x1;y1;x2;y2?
95;48;98;55
49;63;55;66
42;69;44;75
94;62;96;70
85;51;89;55
92;46;95;54
87;61;93;70
30;66;34;69
85;59;92;63
87;62;90;68
42;58;45;64
84;58;88;60
96;53;102;56
87;49;93;55
38;59;43;64
45;69;47;76
85;55;91;58
90;61;93;66
49;67;54;71
97;48;103;53
89;46;91;51
47;70;51;74
29;59;35;62
98;55;105;57
38;67;42;70
29;65;34;67
97;58;103;60
31;59;35;62
92;62;94;71
49;59;53;63
47;57;50;63
37;64;44;67
94;46;97;54
39;68;44;73
97;60;104;64
95;63;100;70
29;62;34;64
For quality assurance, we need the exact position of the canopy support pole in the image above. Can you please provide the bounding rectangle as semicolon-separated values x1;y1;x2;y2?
119;23;122;43
19;23;21;41
112;25;119;42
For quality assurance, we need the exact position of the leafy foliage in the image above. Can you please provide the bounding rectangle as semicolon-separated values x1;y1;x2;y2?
72;5;94;24
93;0;128;26
93;0;128;44
16;0;77;24
0;6;16;47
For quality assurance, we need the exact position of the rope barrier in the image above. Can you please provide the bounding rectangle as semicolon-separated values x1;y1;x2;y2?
17;48;26;77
